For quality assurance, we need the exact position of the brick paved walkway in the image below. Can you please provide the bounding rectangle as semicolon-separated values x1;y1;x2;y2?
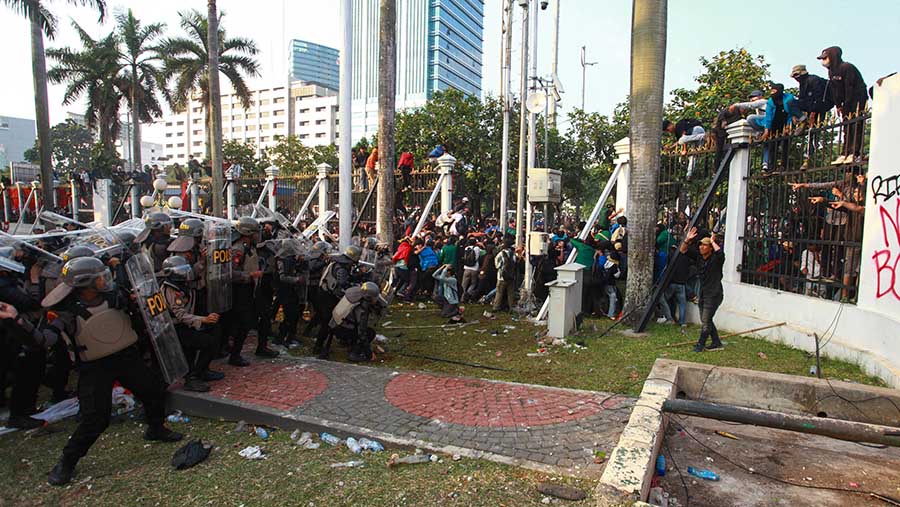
170;354;634;477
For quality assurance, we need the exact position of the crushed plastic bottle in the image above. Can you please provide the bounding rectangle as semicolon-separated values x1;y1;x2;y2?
166;411;190;424
233;420;247;433
330;461;365;468
320;432;342;446
358;438;384;452
255;427;269;440
388;453;434;467
656;455;666;477
687;467;720;481
346;437;362;454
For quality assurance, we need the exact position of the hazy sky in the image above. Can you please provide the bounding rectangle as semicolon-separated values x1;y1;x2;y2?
0;0;897;141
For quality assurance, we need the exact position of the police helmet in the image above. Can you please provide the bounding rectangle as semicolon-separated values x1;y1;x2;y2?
160;255;195;281
0;246;25;274
146;212;174;230
61;245;94;262
311;241;331;257
343;245;362;263
360;281;380;301
178;218;205;239
235;216;260;236
61;257;113;290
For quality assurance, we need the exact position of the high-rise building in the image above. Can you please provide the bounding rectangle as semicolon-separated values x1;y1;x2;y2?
350;0;484;142
155;80;339;164
290;39;340;91
0;115;36;167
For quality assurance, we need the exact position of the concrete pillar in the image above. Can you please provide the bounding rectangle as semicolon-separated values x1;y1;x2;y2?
265;165;280;212
51;180;59;208
15;183;23;217
189;177;200;213
722;120;754;284
226;176;237;221
438;153;455;215
1;183;9;224
613;137;630;213
70;179;78;220
317;163;331;217
130;180;141;219
93;179;113;226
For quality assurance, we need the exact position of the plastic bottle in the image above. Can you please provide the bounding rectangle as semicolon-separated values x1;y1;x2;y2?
388;454;433;467
320;432;342;446
656;455;666;477
346;437;362;454
166;411;189;424
687;467;720;481
330;461;365;468
359;438;384;452
255;427;269;440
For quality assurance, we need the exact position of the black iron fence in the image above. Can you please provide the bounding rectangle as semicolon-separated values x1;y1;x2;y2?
658;139;727;239
740;111;870;303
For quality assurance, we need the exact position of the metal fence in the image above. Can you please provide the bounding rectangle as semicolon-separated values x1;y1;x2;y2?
740;111;870;303
658;139;727;238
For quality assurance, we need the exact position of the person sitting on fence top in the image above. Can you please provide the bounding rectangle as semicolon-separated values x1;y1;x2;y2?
727;89;767;132
662;118;706;153
791;64;834;126
817;46;868;165
760;83;804;173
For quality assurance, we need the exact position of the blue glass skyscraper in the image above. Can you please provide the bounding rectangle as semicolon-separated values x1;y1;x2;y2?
290;39;340;91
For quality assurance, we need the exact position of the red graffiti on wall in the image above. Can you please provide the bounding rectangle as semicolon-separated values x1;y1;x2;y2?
872;198;900;301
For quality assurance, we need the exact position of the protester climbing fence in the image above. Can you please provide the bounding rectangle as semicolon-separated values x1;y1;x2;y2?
740;111;871;303
657;139;727;238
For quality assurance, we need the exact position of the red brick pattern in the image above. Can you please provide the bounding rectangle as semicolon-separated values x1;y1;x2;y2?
207;362;328;410
385;373;623;427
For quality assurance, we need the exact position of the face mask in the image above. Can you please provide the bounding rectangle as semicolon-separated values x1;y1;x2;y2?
820;58;829;69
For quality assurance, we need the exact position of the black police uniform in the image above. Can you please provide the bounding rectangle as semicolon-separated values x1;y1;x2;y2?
274;255;307;345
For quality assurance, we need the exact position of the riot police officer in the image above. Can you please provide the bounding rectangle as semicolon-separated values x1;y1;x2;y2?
229;217;277;366
273;240;307;348
136;212;174;272
160;256;222;392
42;257;182;486
302;241;330;338
327;281;386;362
313;244;362;358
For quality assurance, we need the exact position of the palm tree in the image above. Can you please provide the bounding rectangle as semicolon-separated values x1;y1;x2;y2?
3;0;106;205
623;0;667;327
157;7;259;216
46;22;123;152
115;9;165;172
206;0;225;218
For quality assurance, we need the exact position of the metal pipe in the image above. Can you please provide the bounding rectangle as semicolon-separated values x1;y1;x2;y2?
548;0;560;127
292;178;322;227
523;0;539;296
1;183;8;224
662;398;900;448
499;0;512;222
536;161;622;321
250;180;270;218
70;179;79;220
514;1;529;248
189;178;199;213
353;175;378;233
412;172;447;238
338;0;353;249
15;182;23;217
14;187;35;233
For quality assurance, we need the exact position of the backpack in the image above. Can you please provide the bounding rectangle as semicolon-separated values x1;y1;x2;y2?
455;215;468;236
501;249;516;279
464;247;478;267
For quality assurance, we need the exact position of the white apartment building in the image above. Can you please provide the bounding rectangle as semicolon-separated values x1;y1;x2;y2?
157;80;339;163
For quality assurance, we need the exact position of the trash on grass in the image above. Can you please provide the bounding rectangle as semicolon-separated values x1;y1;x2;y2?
166;411;190;424
648;486;669;507
358;438;384;452
346;437;362;454
715;430;740;440
375;334;389;343
171;439;212;470
320;432;342;446
387;453;433;467
686;467;720;481
536;482;588;501
255;427;269;440
330;460;365;468
757;351;768;360
238;445;267;460
233;420;247;433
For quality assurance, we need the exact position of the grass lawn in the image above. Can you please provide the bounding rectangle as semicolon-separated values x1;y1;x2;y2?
0;302;885;506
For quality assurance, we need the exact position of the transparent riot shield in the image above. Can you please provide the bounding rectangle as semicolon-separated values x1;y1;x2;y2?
205;220;233;313
125;252;190;384
0;230;65;278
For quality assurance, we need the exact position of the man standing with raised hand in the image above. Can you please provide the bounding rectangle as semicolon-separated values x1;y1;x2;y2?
681;227;725;353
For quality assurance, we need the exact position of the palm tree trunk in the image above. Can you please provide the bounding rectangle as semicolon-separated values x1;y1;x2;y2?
207;0;225;217
130;67;142;172
623;0;667;328
376;0;396;245
29;0;54;206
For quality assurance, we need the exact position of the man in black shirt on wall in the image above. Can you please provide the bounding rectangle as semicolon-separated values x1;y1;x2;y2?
681;227;725;352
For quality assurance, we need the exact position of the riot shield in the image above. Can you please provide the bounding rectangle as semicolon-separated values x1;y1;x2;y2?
125;252;190;384
0;230;65;278
53;227;124;261
205;220;233;313
301;210;336;239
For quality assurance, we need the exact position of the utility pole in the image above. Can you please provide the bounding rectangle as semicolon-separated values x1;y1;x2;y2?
338;0;353;248
548;0;560;128
499;0;512;223
514;0;529;249
208;0;225;217
580;45;597;111
376;0;396;245
524;0;539;294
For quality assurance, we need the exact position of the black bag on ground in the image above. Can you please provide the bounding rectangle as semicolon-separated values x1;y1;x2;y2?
171;439;212;470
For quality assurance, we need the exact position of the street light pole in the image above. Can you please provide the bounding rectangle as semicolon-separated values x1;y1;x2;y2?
514;0;529;249
499;0;513;223
580;45;597;111
548;0;560;128
338;0;353;248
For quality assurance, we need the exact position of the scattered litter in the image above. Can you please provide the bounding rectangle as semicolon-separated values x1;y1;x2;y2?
476;342;486;347
686;467;720;481
417;303;427;309
757;352;768;360
320;432;342;446
32;397;79;424
537;482;588;501
475;329;487;334
527;350;549;357
358;438;384;452
648;486;670;507
656;455;666;476
387;453;433;467
238;446;267;460
452;454;461;461
292;432;320;450
166;411;190;424
346;437;362;454
406;313;410;317
849;482;860;488
594;450;607;464
502;325;516;330
715;431;740;440
381;321;393;328
705;457;714;463
551;338;566;346
482;311;496;319
330;461;365;468
541;497;551;505
233;420;247;433
495;351;503;357
375;334;389;343
171;439;212;470
255;427;269;440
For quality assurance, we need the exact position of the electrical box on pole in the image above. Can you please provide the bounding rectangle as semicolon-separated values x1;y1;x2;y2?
527;168;561;203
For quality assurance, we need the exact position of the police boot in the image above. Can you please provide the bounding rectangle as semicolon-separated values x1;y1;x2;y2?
48;457;77;486
183;375;211;393
7;415;45;430
144;425;184;443
347;341;370;363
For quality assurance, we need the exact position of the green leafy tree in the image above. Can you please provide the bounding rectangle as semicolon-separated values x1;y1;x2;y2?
311;144;339;168
667;48;770;124
89;141;121;178
264;135;312;175
223;139;265;177
24;120;93;177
